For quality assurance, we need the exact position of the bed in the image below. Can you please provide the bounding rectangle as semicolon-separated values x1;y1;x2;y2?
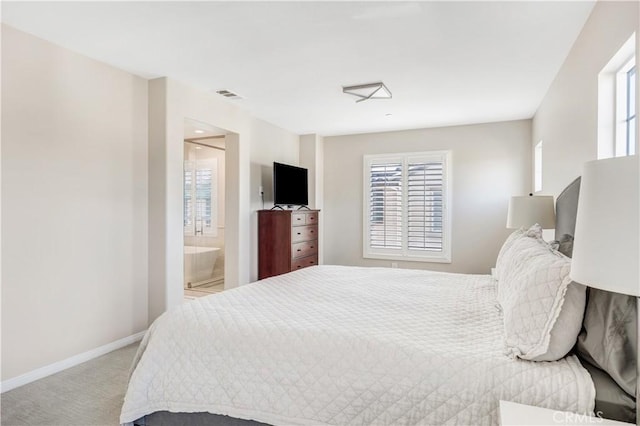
120;179;636;425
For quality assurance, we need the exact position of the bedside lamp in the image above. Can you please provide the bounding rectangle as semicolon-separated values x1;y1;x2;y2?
507;194;556;229
570;155;639;425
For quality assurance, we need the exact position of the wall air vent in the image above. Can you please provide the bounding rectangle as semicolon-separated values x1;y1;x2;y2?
215;89;243;100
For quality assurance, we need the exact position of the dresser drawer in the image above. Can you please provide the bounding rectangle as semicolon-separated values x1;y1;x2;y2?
292;211;319;226
291;225;317;243
305;212;318;225
291;212;307;226
292;240;318;259
291;255;318;271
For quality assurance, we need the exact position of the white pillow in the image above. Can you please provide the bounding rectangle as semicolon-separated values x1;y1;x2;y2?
495;224;543;291
497;235;586;361
541;281;586;361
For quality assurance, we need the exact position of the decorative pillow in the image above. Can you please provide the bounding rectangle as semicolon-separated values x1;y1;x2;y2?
495;224;543;284
497;235;586;361
541;281;586;361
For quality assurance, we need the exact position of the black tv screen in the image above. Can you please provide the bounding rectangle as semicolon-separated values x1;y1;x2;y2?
273;162;308;207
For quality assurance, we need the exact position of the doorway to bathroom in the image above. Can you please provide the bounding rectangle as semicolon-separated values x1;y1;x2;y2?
183;119;226;298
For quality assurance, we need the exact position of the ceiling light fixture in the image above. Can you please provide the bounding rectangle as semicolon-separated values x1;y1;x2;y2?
194;130;205;134
343;82;392;103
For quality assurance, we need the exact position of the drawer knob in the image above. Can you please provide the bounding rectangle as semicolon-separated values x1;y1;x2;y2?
297;249;301;252
297;232;301;235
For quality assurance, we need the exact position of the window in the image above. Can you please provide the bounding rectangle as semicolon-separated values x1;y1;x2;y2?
624;65;636;155
534;141;543;193
598;33;637;159
615;58;636;157
184;158;218;236
363;151;451;263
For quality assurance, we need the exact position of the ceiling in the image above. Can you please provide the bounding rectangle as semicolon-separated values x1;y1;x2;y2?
2;1;596;136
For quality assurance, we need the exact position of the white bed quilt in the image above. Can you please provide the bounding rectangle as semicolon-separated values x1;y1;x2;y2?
120;265;594;425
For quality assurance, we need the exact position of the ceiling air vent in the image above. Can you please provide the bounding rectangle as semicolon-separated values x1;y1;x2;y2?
216;89;243;100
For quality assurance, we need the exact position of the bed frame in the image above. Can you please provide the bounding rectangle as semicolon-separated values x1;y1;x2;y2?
133;177;635;425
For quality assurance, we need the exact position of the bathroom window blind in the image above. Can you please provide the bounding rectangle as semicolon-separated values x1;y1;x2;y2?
363;151;451;263
184;158;218;237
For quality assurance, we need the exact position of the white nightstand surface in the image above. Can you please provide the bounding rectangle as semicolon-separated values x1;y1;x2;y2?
499;401;632;426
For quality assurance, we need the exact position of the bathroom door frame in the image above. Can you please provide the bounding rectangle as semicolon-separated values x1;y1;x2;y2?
148;77;250;323
183;137;225;289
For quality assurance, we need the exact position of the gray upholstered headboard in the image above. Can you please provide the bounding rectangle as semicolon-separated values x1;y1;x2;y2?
554;177;581;239
554;176;636;423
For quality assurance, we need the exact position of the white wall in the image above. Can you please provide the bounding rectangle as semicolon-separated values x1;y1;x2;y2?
249;119;299;282
323;120;531;274
532;1;639;197
1;25;149;380
300;134;325;264
299;134;324;211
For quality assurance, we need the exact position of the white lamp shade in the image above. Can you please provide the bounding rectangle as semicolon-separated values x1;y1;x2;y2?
570;155;639;296
507;195;556;229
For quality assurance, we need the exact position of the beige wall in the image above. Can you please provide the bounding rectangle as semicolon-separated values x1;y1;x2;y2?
248;119;300;282
2;26;301;381
1;25;149;380
323;120;531;274
299;134;324;211
532;1;639;198
300;134;325;264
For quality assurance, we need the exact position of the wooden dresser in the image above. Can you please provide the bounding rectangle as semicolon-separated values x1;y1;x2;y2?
258;209;319;280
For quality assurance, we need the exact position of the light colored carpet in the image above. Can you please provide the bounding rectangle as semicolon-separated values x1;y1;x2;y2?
1;343;139;426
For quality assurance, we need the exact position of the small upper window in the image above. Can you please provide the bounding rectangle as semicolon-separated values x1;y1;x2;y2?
598;33;637;159
624;65;636;156
534;141;543;193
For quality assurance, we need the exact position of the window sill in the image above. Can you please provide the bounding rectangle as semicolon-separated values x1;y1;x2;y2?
363;253;452;264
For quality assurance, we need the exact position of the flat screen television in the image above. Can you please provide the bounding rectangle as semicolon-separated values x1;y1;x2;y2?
273;162;308;207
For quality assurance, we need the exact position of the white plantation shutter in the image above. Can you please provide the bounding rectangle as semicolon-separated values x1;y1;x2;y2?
184;166;194;233
364;151;451;263
407;157;444;252
369;161;403;249
184;159;218;237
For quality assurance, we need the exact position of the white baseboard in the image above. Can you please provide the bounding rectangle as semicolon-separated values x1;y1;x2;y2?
1;330;146;393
